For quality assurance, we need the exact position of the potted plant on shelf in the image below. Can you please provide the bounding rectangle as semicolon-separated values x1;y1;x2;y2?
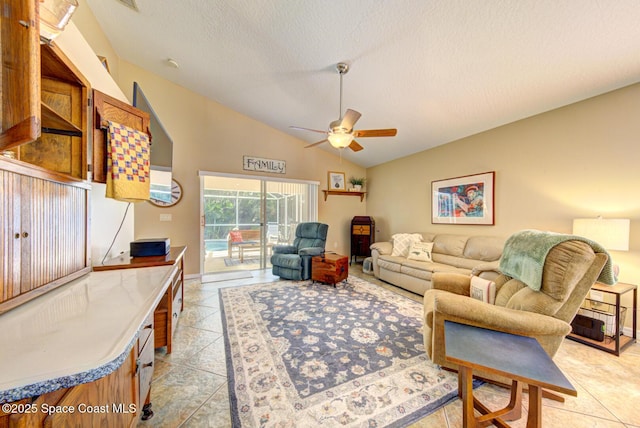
349;176;366;192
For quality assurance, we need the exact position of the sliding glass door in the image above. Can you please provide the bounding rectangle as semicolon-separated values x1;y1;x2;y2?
199;172;317;275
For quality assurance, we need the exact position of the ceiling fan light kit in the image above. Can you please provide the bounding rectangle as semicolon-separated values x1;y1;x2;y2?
290;62;397;153
328;131;354;148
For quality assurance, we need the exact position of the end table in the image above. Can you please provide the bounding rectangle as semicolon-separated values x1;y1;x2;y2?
312;253;348;286
567;281;637;356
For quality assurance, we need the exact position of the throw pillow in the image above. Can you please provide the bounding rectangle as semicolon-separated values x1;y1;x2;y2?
229;230;243;243
407;241;434;262
391;233;423;257
470;275;496;304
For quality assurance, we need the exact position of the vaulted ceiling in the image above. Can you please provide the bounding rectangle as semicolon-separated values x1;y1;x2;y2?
83;0;640;167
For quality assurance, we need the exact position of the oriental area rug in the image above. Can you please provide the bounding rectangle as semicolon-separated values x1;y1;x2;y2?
220;276;461;427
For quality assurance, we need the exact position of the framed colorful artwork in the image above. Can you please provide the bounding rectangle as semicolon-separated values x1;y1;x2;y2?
431;171;495;225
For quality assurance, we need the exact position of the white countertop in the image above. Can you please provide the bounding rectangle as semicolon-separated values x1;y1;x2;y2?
0;265;174;402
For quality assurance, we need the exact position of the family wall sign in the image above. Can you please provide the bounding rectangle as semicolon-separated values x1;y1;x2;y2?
243;156;286;174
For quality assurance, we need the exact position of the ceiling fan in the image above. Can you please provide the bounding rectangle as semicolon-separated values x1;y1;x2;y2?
290;62;397;152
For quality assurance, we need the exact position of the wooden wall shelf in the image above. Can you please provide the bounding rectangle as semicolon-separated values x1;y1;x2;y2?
322;190;367;202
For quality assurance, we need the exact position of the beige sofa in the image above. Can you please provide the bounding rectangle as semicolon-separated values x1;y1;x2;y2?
370;232;505;295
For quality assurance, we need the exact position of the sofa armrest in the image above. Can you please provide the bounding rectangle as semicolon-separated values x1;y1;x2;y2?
299;247;324;256
370;241;392;278
471;261;501;280
431;272;472;296
370;241;392;255
273;245;297;254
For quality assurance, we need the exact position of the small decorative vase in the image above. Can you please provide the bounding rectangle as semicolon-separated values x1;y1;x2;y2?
353;184;362;192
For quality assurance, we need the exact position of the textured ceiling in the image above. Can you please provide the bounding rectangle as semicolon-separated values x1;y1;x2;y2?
83;0;640;167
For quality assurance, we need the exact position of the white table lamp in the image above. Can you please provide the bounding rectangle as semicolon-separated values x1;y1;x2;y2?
573;217;630;280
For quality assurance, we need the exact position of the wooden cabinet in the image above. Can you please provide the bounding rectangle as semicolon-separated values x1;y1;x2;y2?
137;311;155;420
312;253;348;286
0;0;92;313
92;89;150;183
42;348;138;428
350;216;375;264
1;336;148;427
0;159;91;314
1;1;90;179
17;43;90;179
155;262;184;352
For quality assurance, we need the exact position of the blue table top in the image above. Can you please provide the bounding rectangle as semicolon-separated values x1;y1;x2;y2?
444;320;576;396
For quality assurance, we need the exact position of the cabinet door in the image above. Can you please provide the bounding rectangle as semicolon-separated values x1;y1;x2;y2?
19;174;89;293
0;0;40;150
0;161;91;312
92;90;150;183
19;77;86;178
0;168;22;301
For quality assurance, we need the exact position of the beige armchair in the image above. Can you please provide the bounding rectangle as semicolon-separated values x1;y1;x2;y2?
423;238;608;385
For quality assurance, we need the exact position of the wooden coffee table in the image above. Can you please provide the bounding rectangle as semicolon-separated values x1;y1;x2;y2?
311;253;348;286
444;320;577;428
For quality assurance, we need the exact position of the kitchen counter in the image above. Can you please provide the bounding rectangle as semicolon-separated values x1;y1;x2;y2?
0;265;175;403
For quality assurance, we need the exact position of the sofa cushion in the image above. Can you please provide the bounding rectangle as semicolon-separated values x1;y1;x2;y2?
400;262;467;281
418;232;437;242
377;255;467;278
505;287;564;316
432;234;468;257
432;253;480;270
400;265;434;281
391;233;423;257
407;241;434;262
494;278;527;307
377;255;406;272
464;236;505;261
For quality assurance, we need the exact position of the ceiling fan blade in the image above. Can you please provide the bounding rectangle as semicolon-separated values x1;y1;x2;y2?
290;126;328;135
305;138;328;149
353;128;397;138
340;109;362;130
348;140;364;152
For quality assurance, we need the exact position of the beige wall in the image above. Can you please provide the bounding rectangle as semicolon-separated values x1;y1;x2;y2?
367;83;640;329
71;0;121;81
114;61;366;276
54;23;135;265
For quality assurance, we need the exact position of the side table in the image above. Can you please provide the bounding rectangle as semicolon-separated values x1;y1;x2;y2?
312;253;348;286
567;281;637;356
445;321;577;428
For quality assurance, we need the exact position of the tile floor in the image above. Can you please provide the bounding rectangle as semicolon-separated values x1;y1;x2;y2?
139;266;640;428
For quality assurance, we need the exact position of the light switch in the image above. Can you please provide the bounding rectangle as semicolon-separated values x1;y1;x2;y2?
160;213;172;222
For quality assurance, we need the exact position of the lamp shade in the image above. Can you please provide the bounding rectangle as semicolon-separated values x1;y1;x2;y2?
572;218;630;251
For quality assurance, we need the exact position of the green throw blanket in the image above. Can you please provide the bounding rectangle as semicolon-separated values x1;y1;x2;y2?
499;229;616;290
